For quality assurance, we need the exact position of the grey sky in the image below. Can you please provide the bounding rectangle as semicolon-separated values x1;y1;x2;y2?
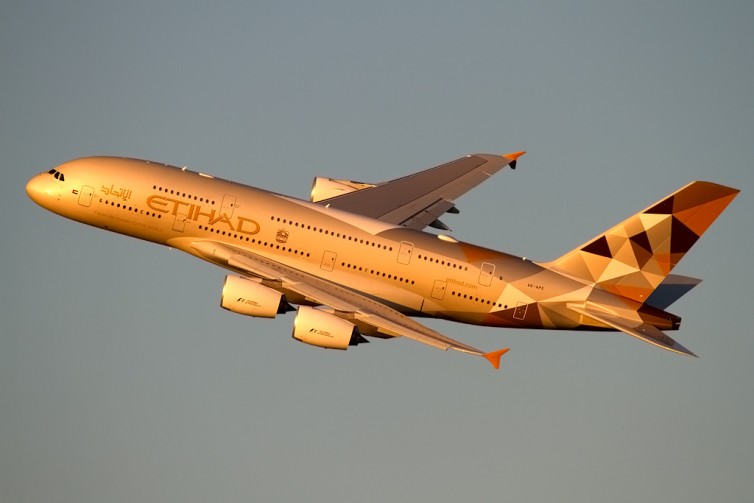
2;1;753;502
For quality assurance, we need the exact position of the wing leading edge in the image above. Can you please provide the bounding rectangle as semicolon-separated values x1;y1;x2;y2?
191;240;509;369
318;152;525;230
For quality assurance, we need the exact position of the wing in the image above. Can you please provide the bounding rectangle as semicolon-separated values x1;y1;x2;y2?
319;152;525;230
192;240;509;369
567;303;697;357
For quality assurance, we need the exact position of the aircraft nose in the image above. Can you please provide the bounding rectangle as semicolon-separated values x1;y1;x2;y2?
26;174;52;206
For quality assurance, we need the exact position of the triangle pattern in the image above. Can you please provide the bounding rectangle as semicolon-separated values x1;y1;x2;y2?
582;236;612;258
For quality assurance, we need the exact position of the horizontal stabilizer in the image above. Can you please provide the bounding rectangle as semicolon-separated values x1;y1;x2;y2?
568;303;697;357
644;274;702;310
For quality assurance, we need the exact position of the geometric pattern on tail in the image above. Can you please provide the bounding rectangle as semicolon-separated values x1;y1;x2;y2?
549;181;739;303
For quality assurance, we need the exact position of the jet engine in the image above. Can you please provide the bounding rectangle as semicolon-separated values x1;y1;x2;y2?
220;275;291;318
292;306;368;350
310;177;375;203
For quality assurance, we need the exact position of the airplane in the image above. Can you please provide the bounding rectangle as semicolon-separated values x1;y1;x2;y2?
26;152;739;369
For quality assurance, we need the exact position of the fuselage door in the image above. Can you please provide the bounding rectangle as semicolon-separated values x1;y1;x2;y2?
321;250;337;272
479;262;495;286
221;195;237;218
431;280;447;300
173;213;187;232
78;185;94;207
398;241;414;265
513;302;528;321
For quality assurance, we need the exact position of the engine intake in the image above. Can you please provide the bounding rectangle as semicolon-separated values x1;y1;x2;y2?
221;275;291;318
292;306;368;350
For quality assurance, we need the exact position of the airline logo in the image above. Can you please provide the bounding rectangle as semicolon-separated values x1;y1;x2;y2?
101;184;133;201
146;194;261;235
276;229;289;243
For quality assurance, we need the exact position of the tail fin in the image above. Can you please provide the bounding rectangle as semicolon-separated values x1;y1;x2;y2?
547;181;739;303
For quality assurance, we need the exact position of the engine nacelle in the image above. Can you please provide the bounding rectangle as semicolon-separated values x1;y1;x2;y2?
310;177;375;203
292;306;366;350
221;275;290;318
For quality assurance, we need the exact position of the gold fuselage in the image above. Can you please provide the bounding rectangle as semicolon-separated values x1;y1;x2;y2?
27;156;669;333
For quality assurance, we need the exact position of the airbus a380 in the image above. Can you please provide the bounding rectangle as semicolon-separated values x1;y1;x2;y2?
26;152;739;369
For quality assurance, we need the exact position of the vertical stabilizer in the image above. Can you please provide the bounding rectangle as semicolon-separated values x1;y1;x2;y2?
546;181;739;303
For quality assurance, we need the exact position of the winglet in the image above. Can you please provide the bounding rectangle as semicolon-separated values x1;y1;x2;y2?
503;151;525;170
483;348;510;369
503;151;526;161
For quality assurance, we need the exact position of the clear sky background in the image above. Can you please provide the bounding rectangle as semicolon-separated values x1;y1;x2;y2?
2;1;753;502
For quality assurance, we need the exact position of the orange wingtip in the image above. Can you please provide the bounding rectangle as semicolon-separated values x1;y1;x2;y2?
483;348;510;369
503;151;526;161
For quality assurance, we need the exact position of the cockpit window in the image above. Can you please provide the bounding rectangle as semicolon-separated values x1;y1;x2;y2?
48;168;65;182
